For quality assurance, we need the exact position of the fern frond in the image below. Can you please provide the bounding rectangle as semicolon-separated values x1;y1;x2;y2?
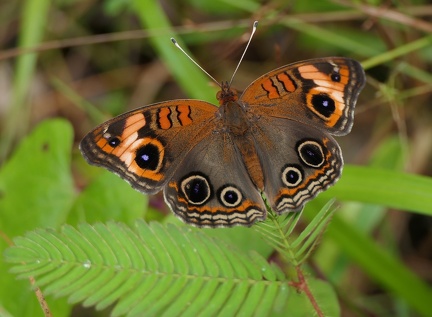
5;220;290;316
254;200;336;265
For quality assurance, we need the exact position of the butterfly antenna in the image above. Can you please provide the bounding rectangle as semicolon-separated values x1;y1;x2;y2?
229;20;258;87
171;38;220;87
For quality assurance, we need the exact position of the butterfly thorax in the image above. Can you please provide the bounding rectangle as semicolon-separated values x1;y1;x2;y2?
215;93;265;191
215;82;251;135
216;100;250;136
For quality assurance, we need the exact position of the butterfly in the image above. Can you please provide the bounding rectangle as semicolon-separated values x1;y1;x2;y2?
80;56;365;228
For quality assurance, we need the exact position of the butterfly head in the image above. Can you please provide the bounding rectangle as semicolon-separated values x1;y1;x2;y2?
217;81;239;105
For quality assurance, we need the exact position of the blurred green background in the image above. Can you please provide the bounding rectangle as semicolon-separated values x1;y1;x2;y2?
1;0;432;316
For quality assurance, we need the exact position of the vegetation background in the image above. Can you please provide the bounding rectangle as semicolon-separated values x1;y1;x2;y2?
1;0;432;316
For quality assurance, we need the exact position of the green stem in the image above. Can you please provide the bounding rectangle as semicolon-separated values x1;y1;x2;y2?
0;0;50;163
362;35;432;69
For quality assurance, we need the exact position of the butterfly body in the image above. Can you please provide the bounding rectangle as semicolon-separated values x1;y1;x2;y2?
80;57;365;227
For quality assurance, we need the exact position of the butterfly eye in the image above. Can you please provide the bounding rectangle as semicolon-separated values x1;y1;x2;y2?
218;185;243;208
311;94;336;118
281;165;303;187
297;140;325;168
180;174;212;205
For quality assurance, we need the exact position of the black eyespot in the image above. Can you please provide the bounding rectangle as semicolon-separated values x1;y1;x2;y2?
330;72;341;82
297;140;325;168
108;137;121;147
281;165;303;187
135;144;160;170
218;185;242;208
311;94;335;118
181;174;212;205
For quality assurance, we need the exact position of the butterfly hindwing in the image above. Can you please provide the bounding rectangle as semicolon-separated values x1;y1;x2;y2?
251;117;342;213
164;132;266;227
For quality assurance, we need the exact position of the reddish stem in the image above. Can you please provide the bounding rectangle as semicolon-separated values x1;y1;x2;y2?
289;266;325;317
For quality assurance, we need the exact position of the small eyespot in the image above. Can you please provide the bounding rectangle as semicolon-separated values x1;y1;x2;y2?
311;93;336;118
103;132;121;147
281;165;303;187
108;137;121;147
330;72;341;82
218;185;243;208
297;140;325;168
181;174;212;205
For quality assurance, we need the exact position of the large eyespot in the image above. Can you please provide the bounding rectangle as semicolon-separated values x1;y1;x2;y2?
297;140;325;168
218;185;243;208
311;93;335;118
181;174;212;205
134;138;164;172
281;164;303;187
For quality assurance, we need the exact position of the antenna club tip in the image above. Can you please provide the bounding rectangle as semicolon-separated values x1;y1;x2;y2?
253;21;258;27
170;38;177;44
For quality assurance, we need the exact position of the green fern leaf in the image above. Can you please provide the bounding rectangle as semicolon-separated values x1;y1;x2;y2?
254;200;336;265
5;220;292;316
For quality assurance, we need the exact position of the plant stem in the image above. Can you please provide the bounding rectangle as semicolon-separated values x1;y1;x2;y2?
290;266;324;317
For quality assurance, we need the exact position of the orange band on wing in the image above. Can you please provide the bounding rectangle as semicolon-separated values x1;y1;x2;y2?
276;72;297;92
177;105;193;126
261;79;280;99
158;107;172;130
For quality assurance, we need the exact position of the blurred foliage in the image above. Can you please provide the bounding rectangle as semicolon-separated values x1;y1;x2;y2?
1;0;432;316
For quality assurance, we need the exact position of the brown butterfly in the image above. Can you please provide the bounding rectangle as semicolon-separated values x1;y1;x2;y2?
80;30;365;228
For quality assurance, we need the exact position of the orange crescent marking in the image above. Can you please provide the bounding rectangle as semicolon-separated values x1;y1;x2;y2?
186;200;260;214
141;170;164;182
279;166;329;195
129;162;164;181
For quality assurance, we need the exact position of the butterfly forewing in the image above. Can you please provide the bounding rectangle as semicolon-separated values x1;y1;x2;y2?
80;100;217;194
241;57;365;135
